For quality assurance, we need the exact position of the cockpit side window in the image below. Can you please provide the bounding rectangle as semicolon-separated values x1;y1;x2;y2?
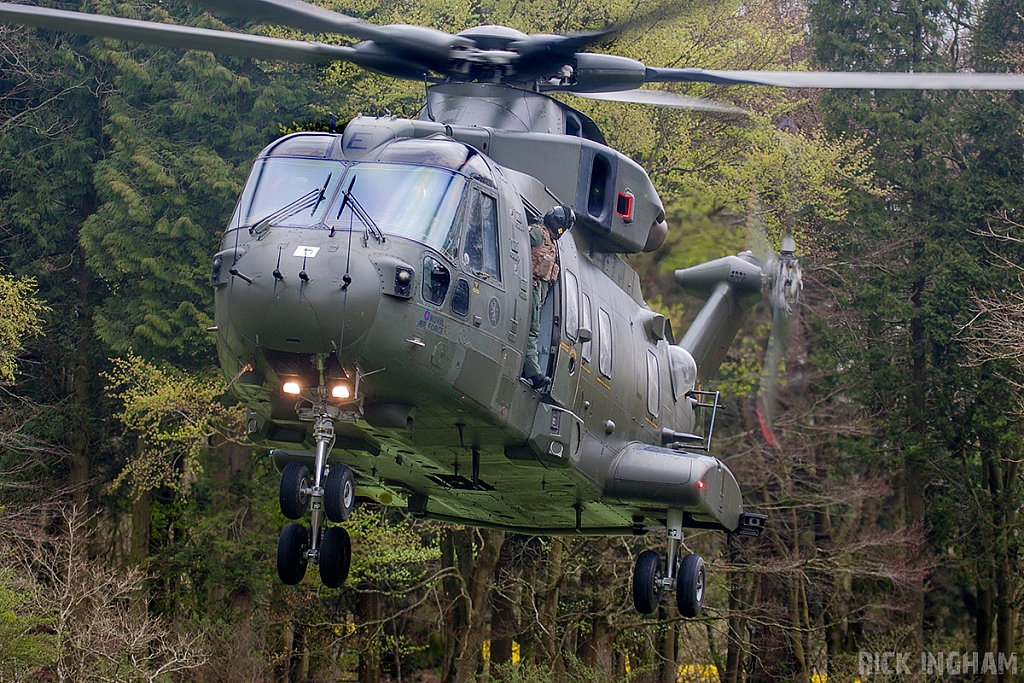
462;190;500;281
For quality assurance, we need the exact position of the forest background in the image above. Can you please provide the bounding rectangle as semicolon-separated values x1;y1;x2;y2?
0;0;1021;681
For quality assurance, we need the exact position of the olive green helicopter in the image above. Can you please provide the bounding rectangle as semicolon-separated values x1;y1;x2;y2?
4;0;1024;617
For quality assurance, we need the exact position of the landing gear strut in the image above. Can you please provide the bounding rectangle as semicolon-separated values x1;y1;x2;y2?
632;508;706;617
276;411;354;587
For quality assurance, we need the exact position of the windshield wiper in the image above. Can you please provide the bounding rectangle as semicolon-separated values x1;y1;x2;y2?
334;176;385;243
311;173;332;215
245;173;333;235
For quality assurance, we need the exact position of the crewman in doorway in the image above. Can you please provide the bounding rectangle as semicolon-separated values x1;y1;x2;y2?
523;205;575;391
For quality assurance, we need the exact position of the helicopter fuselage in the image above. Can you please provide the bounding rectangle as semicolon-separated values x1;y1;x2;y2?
213;85;748;536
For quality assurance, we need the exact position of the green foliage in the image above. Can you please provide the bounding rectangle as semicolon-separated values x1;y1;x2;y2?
144;446;282;624
348;507;441;583
103;351;238;498
73;0;318;367
0;273;48;383
0;567;55;680
492;652;637;683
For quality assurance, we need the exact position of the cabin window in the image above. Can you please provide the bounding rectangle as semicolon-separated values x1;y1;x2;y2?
452;279;470;316
581;293;593;364
564;270;580;341
647;351;660;418
668;346;697;401
463;191;501;281
422;256;451;305
598;308;612;378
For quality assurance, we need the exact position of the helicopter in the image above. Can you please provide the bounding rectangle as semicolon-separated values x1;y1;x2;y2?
4;0;1024;618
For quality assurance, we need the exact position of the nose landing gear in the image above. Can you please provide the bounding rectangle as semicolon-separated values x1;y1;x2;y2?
276;411;356;587
632;508;707;617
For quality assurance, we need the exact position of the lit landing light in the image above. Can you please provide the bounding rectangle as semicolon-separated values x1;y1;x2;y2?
283;381;302;395
331;384;351;400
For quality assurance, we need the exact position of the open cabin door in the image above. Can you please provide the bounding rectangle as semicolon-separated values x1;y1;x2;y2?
548;239;583;407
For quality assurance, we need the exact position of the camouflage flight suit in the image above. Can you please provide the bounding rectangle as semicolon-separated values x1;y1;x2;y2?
523;223;559;383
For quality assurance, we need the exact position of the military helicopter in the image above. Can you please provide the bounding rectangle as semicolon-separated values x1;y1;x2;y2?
4;0;1024;618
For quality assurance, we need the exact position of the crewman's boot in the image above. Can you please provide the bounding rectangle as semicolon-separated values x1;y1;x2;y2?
526;374;550;392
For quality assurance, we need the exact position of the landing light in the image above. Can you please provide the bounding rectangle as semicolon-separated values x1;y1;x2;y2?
282;381;301;395
331;384;351;399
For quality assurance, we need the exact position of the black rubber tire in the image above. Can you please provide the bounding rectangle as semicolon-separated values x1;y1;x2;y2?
279;461;310;520
324;464;356;523
632;549;663;615
676;553;706;618
277;522;308;585
319;526;352;588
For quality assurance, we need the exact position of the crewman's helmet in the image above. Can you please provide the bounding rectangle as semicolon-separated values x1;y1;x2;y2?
544;205;575;240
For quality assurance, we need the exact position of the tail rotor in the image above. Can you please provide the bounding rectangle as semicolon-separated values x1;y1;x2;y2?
747;201;803;446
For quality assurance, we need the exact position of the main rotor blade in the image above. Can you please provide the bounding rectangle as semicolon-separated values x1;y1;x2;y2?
571;89;746;113
0;2;356;64
197;0;381;40
645;67;1024;90
509;0;699;80
196;0;469;72
510;27;616;60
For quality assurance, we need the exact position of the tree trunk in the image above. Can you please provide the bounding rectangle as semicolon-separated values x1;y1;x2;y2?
978;567;995;683
788;576;809;683
283;618;295;683
995;455;1018;683
296;624;310;682
441;528;505;683
724;541;747;683
490;537;518;670
578;538;616;678
129;489;150;567
658;605;677;683
358;588;382;683
69;252;93;514
906;275;928;660
539;537;566;676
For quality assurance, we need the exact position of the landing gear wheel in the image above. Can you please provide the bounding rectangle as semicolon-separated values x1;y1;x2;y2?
319;526;352;588
277;522;308;585
324;465;356;523
632;549;663;615
279;461;310;520
676;553;706;617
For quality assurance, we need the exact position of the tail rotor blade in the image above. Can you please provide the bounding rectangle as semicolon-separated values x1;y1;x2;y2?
757;230;802;446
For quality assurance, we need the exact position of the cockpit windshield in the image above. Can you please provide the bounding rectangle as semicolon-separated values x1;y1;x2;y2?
328;163;466;257
233;158;342;229
230;158;468;258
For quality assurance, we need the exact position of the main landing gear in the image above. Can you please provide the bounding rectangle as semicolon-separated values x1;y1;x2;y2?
632;508;707;617
276;412;356;587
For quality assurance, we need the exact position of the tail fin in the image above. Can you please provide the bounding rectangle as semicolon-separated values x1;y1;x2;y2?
675;252;763;384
